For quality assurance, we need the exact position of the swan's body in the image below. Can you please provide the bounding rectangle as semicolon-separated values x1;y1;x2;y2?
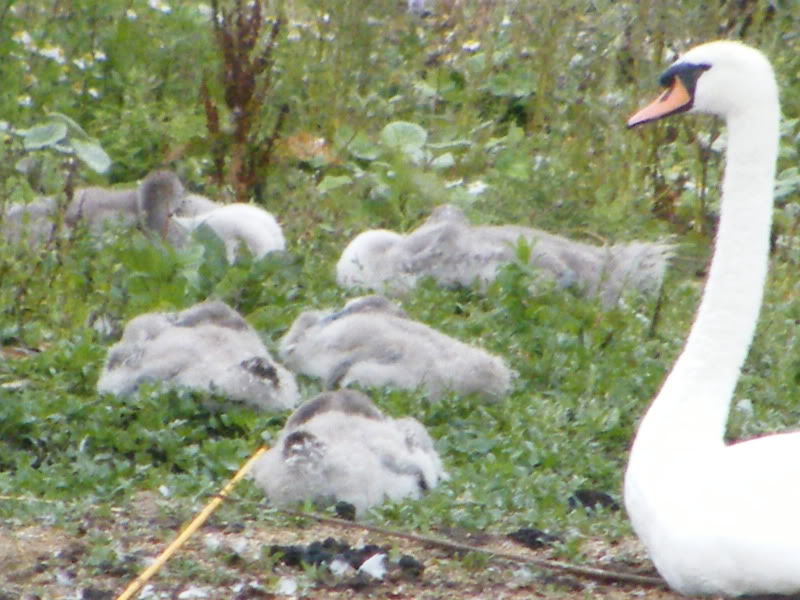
98;301;299;411
174;203;285;263
251;390;446;516
279;295;513;400
336;204;672;307
624;41;799;597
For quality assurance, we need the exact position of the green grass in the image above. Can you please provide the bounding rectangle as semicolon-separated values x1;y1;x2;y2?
1;0;799;569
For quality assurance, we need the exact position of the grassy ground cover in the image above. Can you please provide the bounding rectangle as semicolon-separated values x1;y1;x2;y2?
1;0;799;597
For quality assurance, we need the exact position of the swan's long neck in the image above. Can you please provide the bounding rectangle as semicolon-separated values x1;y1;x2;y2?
633;99;779;455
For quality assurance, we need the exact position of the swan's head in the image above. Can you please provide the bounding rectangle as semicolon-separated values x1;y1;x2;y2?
628;40;777;127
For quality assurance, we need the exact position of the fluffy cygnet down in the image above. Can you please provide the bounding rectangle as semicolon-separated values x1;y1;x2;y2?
4;169;287;263
97;300;298;411
65;169;188;244
1;196;60;248
336;204;673;307
173;203;286;263
2;170;191;250
250;389;447;516
279;295;513;400
67;170;287;261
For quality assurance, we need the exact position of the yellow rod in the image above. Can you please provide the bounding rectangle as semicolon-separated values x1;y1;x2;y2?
115;446;268;600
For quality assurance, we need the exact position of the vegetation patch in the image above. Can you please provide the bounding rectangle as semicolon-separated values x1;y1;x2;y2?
1;0;799;598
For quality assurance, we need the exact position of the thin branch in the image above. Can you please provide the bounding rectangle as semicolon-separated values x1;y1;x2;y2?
281;509;668;590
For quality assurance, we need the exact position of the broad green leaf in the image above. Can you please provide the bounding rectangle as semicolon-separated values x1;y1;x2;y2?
380;121;428;152
47;112;90;139
430;152;455;170
317;174;352;194
427;140;472;150
71;139;112;173
348;131;380;161
23;122;67;150
15;156;38;174
404;146;429;165
503;160;531;181
413;81;438;99
776;167;800;200
486;72;535;97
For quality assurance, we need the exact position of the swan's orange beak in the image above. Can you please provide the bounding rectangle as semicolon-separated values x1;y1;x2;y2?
627;76;692;128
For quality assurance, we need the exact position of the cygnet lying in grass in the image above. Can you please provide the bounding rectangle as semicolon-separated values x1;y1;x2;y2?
2;170;189;249
7;170;286;262
98;300;298;411
337;204;672;307
173;203;286;263
251;389;447;516
279;295;512;400
66;169;188;244
1;196;60;248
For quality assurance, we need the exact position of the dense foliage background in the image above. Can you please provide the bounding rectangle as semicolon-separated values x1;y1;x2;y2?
1;0;799;577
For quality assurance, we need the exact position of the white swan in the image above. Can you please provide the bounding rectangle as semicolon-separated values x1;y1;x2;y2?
173;203;286;263
624;41;799;597
251;389;447;516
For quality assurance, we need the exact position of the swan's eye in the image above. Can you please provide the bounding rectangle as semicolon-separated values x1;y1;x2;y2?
659;63;711;93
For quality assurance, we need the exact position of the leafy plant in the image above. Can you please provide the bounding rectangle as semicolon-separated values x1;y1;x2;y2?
13;112;111;174
0;4;799;595
202;0;288;202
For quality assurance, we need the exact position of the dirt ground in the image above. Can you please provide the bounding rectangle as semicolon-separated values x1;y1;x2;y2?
0;491;681;600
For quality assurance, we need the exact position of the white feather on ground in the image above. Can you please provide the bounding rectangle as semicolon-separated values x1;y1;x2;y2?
279;295;513;400
336;204;672;307
250;389;447;516
97;300;298;411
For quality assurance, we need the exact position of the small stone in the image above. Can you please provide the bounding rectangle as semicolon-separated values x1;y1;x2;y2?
203;533;223;552
268;544;304;566
507;527;561;549
568;489;620;511
334;501;356;521
397;554;424;578
177;586;210;599
329;557;353;577
178;586;209;600
275;577;297;596
81;587;114;600
357;553;387;580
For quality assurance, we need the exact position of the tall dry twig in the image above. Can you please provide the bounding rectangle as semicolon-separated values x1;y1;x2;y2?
203;0;287;203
